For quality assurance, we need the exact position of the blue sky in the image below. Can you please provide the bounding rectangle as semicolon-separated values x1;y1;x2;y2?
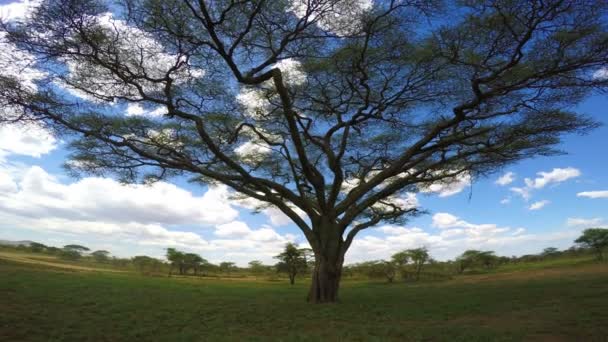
0;0;606;266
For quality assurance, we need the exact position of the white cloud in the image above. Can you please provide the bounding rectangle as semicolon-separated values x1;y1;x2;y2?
511;167;581;200
500;197;511;205
233;194;308;227
431;212;511;237
495;172;515;186
0;0;39;21
125;103;167;117
566;217;605;227
346;213;581;263
577;191;608;199
0;124;57;160
275;59;306;86
593;68;608;80
0;165;238;226
214;221;252;238
526;168;581;189
420;173;471;197
528;200;550;211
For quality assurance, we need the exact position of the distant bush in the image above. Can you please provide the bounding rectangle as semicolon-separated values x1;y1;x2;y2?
59;249;81;261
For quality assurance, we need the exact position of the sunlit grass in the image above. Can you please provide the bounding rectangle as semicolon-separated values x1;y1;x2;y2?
1;257;607;341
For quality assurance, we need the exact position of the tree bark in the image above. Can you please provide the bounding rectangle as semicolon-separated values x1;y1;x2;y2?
304;217;349;303
308;252;344;303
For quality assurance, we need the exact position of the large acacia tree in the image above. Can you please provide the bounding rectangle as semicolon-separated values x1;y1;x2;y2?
0;0;606;303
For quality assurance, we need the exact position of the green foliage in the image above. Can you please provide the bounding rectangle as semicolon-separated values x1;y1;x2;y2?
59;249;81;261
28;242;47;253
456;250;500;273
274;243;310;285
131;255;164;275
63;245;90;253
219;262;237;274
390;247;430;281
91;250;110;263
541;247;560;257
575;228;608;260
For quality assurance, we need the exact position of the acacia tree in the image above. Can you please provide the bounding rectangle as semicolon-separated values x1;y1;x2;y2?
404;247;430;281
1;0;607;303
91;249;111;263
275;242;310;285
166;247;186;275
575;228;608;260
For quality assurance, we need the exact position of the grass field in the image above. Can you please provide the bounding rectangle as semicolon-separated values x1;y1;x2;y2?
1;254;607;341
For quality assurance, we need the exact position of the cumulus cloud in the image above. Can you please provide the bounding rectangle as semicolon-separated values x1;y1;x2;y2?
0;124;57;160
495;172;515;186
510;167;581;200
528;200;550;211
577;191;608;199
0;165;238;226
431;212;511;237
346;213;580;263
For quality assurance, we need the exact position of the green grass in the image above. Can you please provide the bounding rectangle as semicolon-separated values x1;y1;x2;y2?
1;258;608;341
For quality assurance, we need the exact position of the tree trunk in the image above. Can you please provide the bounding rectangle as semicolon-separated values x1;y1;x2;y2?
307;248;345;303
289;274;295;285
305;218;348;303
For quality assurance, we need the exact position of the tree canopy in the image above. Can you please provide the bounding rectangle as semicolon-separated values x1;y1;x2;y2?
275;242;311;285
575;228;608;260
1;0;606;302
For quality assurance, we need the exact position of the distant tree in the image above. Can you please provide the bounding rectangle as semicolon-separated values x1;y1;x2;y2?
360;260;397;283
395;247;430;281
29;242;47;253
390;251;410;268
46;246;61;255
275;243;310;285
219;262;238;276
132;255;164;274
456;250;482;274
166;248;186;276
379;261;397;283
59;249;81;261
477;251;498;269
111;257;130;268
63;245;90;253
248;260;267;278
575;228;608;260
456;250;498;272
541;247;560;257
91;250;110;263
183;253;206;275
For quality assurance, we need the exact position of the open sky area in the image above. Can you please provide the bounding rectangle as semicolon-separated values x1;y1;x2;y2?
1;0;607;266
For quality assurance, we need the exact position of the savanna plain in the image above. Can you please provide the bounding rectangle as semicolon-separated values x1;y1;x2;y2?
1;249;607;341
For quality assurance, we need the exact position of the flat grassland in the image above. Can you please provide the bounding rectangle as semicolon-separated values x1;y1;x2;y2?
1;252;607;341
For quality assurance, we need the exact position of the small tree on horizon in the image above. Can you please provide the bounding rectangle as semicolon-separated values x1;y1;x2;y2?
275;243;310;285
91;250;110;263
